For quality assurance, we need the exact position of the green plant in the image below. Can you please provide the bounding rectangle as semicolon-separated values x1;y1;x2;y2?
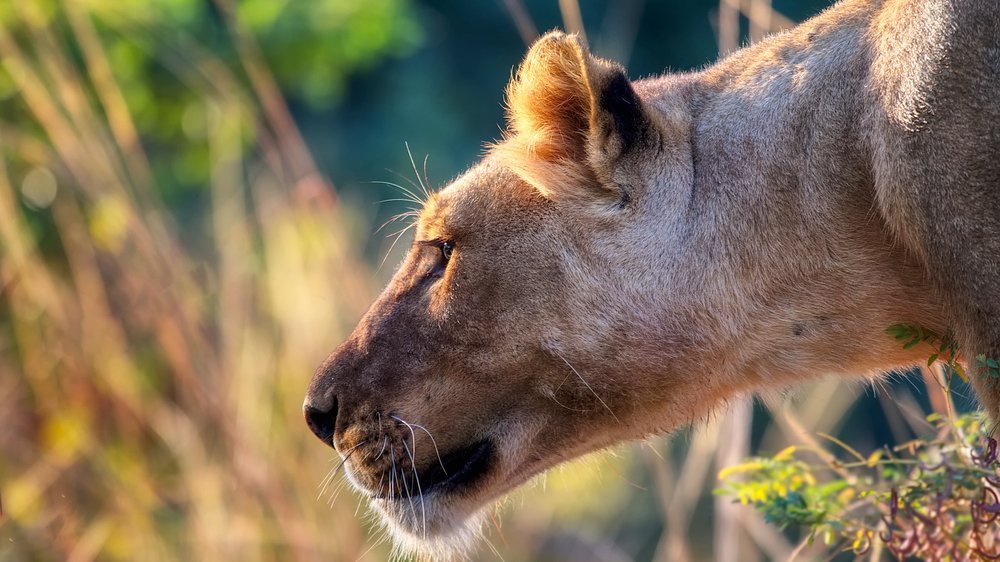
978;355;1000;381
719;413;1000;559
886;323;967;382
718;326;1000;560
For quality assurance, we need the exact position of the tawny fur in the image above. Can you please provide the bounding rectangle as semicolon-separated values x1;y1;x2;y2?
306;0;999;558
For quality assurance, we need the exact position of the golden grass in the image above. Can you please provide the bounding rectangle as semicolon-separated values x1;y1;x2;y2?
0;3;383;560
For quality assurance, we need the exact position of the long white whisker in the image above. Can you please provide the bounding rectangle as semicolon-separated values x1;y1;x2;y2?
391;415;447;474
388;447;396;500
383;224;416;239
317;440;367;500
545;390;591;413
423;154;433;191
384;170;426;202
422;154;431;195
555;351;620;423
374;211;419;235
374;436;389;461
376;198;422;207
401;438;427;539
399;455;416;520
328;477;351;507
318;461;339;497
393;417;420;462
368;179;425;205
405;141;430;199
392;446;419;530
378;223;416;272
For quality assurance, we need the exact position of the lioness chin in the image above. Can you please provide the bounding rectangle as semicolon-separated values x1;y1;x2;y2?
305;0;1000;558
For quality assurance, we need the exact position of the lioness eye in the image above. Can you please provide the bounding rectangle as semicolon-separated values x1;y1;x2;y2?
441;241;454;262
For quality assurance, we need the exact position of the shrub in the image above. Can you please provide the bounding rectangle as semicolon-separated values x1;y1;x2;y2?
718;327;1000;560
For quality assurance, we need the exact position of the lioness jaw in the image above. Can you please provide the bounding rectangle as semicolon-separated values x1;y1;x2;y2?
305;0;1000;557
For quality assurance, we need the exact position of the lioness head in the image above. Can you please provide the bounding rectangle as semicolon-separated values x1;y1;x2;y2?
304;31;940;557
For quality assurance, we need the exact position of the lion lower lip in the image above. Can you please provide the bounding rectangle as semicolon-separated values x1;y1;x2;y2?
376;439;493;499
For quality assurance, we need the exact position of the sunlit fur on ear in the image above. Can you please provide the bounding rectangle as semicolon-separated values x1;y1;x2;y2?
494;31;616;204
505;32;591;163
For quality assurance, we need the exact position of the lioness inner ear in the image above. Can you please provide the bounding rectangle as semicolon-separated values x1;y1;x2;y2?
499;31;652;205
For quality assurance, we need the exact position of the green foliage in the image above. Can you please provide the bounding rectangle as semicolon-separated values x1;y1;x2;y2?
0;0;420;206
886;323;967;381
719;414;1000;558
978;355;1000;380
235;0;422;106
719;331;1000;560
715;447;844;529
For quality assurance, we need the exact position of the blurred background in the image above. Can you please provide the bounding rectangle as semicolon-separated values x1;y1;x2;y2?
0;1;977;560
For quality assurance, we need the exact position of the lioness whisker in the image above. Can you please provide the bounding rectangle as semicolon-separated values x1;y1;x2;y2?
391;415;447;474
375;197;421;207
410;424;447;474
369;178;425;206
328;476;352;508
317;440;367;501
400;440;417;525
374;211;420;236
383;223;417;241
317;467;338;501
555;351;620;423
397;446;417;521
421;153;431;196
543;388;591;413
393;417;420;463
354;492;367;518
374;436;389;461
404;142;431;199
334;447;376;507
383;169;427;203
317;458;340;493
388;446;397;500
378;223;416;272
552;371;572;394
401;438;427;539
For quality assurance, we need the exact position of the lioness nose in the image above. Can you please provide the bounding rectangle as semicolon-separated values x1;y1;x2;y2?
304;397;338;449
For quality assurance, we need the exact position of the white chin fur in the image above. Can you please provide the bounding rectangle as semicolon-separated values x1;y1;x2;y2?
371;494;486;561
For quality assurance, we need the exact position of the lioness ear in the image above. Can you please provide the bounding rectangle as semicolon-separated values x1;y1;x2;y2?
498;31;654;206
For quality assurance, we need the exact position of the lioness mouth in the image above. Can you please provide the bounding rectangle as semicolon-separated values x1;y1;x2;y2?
376;439;493;499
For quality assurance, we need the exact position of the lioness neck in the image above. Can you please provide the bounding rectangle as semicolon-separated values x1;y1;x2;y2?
636;0;944;391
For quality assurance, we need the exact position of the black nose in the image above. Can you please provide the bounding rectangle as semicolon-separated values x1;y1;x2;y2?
304;397;338;449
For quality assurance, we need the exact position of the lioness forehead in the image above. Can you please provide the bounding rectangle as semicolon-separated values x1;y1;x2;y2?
416;157;542;241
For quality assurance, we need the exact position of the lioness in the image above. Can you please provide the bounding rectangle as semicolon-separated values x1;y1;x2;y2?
305;0;999;557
